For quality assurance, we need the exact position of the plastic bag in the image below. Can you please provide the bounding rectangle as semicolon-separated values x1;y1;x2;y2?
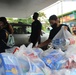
52;26;75;51
0;53;22;75
15;44;51;75
33;48;43;57
13;44;26;56
17;57;30;75
7;34;15;47
51;68;76;75
0;58;5;75
25;62;44;75
41;48;67;70
64;54;76;69
15;50;44;75
40;48;64;58
16;54;44;75
26;44;52;74
51;69;70;75
70;69;76;75
65;45;76;57
5;46;19;53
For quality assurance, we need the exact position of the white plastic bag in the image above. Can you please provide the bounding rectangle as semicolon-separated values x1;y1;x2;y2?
2;30;15;47
40;48;64;58
5;46;19;53
0;53;22;75
17;56;30;75
7;34;15;47
15;44;51;75
25;44;52;75
51;68;76;75
51;69;70;75
17;54;44;75
53;26;73;40
15;48;45;75
65;45;76;57
52;26;75;51
40;48;67;70
0;58;5;75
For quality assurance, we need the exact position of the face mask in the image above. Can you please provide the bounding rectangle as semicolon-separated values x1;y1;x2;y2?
51;23;57;29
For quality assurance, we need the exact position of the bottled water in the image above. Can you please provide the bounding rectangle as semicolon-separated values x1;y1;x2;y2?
52;38;70;51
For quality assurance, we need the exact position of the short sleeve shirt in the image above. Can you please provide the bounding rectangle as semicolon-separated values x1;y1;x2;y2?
31;20;42;37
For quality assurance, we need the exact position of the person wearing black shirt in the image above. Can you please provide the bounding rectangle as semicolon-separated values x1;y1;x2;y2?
0;17;14;53
29;12;42;47
0;17;14;34
35;15;71;48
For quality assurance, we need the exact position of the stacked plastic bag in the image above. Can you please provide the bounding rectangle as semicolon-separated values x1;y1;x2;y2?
1;43;76;75
1;26;76;75
0;44;52;75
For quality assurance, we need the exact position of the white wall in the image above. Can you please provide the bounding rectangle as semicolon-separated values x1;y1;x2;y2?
40;1;76;19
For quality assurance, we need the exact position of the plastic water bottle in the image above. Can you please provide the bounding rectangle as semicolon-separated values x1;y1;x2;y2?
52;38;70;51
60;39;70;51
61;39;70;46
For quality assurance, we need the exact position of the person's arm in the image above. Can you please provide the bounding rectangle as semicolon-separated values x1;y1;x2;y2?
35;39;51;48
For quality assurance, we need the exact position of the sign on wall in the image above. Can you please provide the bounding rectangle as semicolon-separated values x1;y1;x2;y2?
60;13;75;23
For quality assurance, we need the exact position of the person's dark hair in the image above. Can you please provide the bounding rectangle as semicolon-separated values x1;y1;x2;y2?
49;15;58;21
0;17;8;25
33;12;39;20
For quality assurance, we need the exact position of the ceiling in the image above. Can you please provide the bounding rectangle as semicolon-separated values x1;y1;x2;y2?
0;0;58;18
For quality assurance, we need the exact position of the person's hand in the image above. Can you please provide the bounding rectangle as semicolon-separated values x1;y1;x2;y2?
64;26;68;30
33;46;38;48
68;38;75;45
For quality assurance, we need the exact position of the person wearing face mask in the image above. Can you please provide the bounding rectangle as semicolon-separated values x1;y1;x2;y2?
35;15;71;48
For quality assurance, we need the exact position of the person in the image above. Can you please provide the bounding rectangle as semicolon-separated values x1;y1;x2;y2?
0;17;14;53
0;17;14;34
35;15;71;48
29;12;42;47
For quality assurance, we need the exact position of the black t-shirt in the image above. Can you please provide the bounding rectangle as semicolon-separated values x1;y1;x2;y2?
48;24;71;40
0;29;9;52
31;20;42;38
0;29;7;42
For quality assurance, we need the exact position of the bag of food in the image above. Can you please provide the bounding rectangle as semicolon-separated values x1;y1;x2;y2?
52;26;75;51
15;44;51;75
0;53;22;75
41;48;67;70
